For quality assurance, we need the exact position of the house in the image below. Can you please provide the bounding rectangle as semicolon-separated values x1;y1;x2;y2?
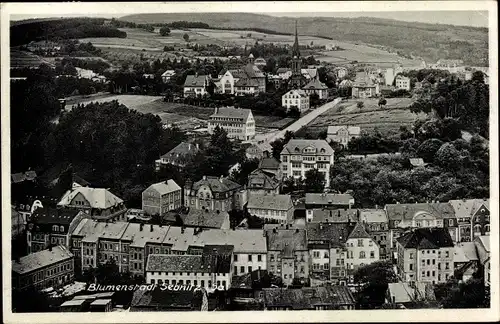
247;193;294;224
161;70;176;83
176;207;231;230
344;222;380;283
27;207;86;253
258;156;281;177
230;269;269;304
306;208;358;224
265;227;309;286
474;235;490;286
12;245;74;291
146;245;234;291
130;285;206;311
453;242;479;282
184;175;245;212
155;142;200;170
386;282;437;308
305;193;354;211
280;139;335;187
449;198;490;242
338;79;353;88
327;126;361;148
260;286;356;310
352;72;379;98
208;107;255;141
385;202;458;250
325;43;338;51
57;186;127;221
142;73;155;80
183;74;209;97
335;67;348;79
76;67;97;79
396;228;455;284
282;89;310;113
254;58;267;70
307;222;353;285
59;299;88;312
217;64;266;95
247;169;280;195
302;78;328;99
395;75;411;91
276;68;292;80
142;180;182;216
359;209;390;259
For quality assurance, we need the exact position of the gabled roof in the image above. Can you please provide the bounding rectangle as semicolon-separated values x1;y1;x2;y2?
397;228;454;249
244;63;265;78
327;126;361;135
184;74;207;87
387;282;436;304
190;176;241;193
210;107;252;120
145;180;181;195
306;222;353;247
258;157;280;170
339;79;353;87
453;242;479;263
448;199;490;219
161;70;176;77
265;228;307;256
182;208;229;229
12;245;73;275
284;89;308;98
247;193;293;211
309;208;358;223
247;169;280;191
347;222;372;239
301;68;318;79
57;187;123;209
409;158;425;167
302;78;328;90
31;207;82;225
160;142;200;160
385;203;456;221
282;139;334;155
121;222;170;248
305;193;353;206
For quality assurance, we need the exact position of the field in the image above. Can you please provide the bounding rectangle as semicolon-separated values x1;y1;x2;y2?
10;49;54;69
305;98;427;136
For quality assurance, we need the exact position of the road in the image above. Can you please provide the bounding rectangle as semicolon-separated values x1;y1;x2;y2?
253;97;342;146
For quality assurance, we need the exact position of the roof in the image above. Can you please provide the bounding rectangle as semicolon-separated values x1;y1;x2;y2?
146;253;231;273
385;203;456;221
235;78;260;87
397;228;454;249
243;63;265;78
247;169;280;191
358;209;388;223
72;218;129;242
453;242;479;263
121;222;170;248
476;235;490;252
90;299;112;306
258;157;280;170
182;208;229;229
284;89;308;98
396;75;410;81
265;228;307;256
302;78;328;90
409;158;425;167
31;207;82;225
190;176;241;193
449;199;490;219
387;282;436;304
144;180;181;195
339;79;353;87
347;222;372;240
327;126;361;136
161;70;176;77
281;139;334;155
262;286;355;309
12;245;73;275
184;74;206;87
353;72;376;87
57;187;123;209
308;208;358;223
305;193;353;206
306;222;353;248
210;107;252;120
160;142;200;160
60;299;86;307
301;68;318;79
231;269;269;289
277;68;291;74
247;193;293;211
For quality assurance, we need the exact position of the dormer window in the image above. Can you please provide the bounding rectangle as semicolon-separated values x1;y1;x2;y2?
294;147;300;152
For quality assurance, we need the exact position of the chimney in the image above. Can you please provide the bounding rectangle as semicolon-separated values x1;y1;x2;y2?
181;227;185;234
150;224;153;232
214;107;219;114
295;228;299;233
140;223;144;231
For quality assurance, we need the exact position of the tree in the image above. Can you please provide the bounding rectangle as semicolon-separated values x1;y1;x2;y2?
435;143;461;171
270;138;285;160
354;261;397;309
159;26;171;36
230;158;259;185
204;126;236;177
417;138;444;162
304;168;326;193
378;98;387;107
94;258;121;285
183;33;190;42
357;101;364;110
471;71;485;83
437;277;489;308
318;130;328;140
287;106;300;118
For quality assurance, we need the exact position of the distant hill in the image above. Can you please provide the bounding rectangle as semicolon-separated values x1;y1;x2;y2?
120;12;488;66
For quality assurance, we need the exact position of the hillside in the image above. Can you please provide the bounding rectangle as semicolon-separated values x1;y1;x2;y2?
120;13;488;66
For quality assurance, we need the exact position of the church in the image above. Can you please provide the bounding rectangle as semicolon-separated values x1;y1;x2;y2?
288;21;308;89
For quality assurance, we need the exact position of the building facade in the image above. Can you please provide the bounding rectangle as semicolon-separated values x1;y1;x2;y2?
327;126;361;148
282;89;310;112
208;107;255;141
183;74;209;97
142;180;182;216
247;193;294;224
184;175;245;212
395;75;411;91
155;142;200;170
302;78;329;99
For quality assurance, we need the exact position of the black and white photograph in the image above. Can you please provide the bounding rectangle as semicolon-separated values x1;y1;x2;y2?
1;1;498;323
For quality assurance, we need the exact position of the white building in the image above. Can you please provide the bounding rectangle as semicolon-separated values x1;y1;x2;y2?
208;107;255;141
302;78;329;99
327;126;361;148
141;180;182;216
335;67;348;79
280;139;335;187
282;89;310;112
161;70;176;83
344;222;380;282
395;75;411;91
183;74;209;97
247;193;294;224
276;68;292;80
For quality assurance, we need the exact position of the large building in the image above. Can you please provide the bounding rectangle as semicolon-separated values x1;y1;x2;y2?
184;175;246;212
216;64;266;95
155;142;200;170
183;74;209;97
302;78;329;99
474;235;490;287
247;193;294;224
352;72;379;98
282;89;310;112
280;139;335;187
395;75;411;91
142;180;182;216
208;107;255;141
449;198;490;242
344;222;380;283
289;21;308;89
12;245;74;291
305;193;355;211
396;228;455;284
57;186;127;221
247;169;280;195
327;126;361;148
358;209;390;259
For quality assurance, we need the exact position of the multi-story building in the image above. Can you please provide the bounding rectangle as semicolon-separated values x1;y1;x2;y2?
146;245;234;290
247;193;294;224
155;142;200;170
142;180;182;216
247;169;280;195
161;70;176;83
265;226;309;286
474;235;490;287
184;175;246;212
208;107;255;141
57;186;127;221
396;228;455;284
306;208;358;224
216;64;266;95
183;74;209;97
289;22;308;89
280;139;335;187
27;207;86;253
358;209;390;259
282;89;310;112
258;155;281;178
449;198;490;242
302;78;329;99
395;75;411;91
327;126;361;149
12;245;74;291
385;202;458;252
344;222;380;283
352;72;379;98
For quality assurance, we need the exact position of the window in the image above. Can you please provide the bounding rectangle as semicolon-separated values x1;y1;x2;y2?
409;253;414;259
445;251;450;258
432;259;436;265
359;251;366;258
234;266;237;275
369;240;373;247
445;263;449;270
240;266;245;274
248;266;252;273
358;239;364;247
409;264;413;270
201;280;205;287
427;259;430;265
432;271;435;277
422;271;425;277
248;255;252;262
448;219;453;226
370;251;375;259
438;263;441;270
151;279;156;284
172;280;176;285
178;280;183;285
258;255;262;262
324;252;329;258
186;280;191;285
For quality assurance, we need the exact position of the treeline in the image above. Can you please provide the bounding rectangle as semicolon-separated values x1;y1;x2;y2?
58;57;111;74
10;18;127;46
110;18;209;29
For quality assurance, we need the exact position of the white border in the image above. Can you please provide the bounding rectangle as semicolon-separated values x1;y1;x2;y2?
2;2;498;323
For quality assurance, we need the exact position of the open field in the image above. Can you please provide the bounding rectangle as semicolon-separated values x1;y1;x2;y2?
11;49;54;69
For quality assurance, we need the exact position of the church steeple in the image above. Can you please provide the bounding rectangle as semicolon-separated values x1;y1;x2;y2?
292;20;300;58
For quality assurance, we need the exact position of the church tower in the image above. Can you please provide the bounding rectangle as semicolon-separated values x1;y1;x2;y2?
289;21;306;89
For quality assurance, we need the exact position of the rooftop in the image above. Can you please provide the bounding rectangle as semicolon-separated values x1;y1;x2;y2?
144;180;181;196
160;142;200;160
247;169;280;191
265;228;307;256
184;74;207;87
385;202;456;221
131;286;200;310
282;139;334;155
72;218;129;242
57;187;123;209
121;222;170;248
262;286;355;309
30;207;82;225
181;208;229;229
347;222;372;240
189;176;241;194
358;209;388;223
210;107;252;120
387;282;436;304
327;126;361;135
306;222;353;248
90;299;112;306
448;198;490;219
453;242;479;263
397;228;454;249
305;193;354;206
308;208;358;223
247;193;293;211
302;78;328;90
12;245;73;275
258;157;280;170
